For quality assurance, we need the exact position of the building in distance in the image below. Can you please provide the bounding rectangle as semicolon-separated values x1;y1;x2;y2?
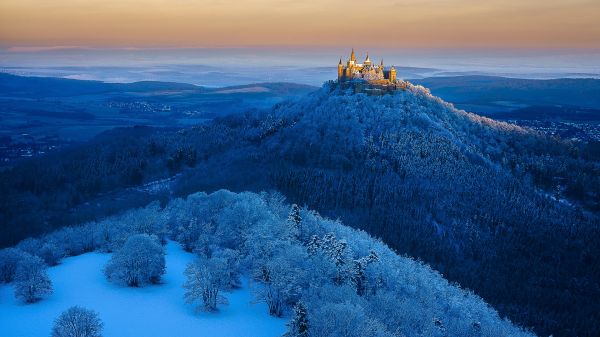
338;49;396;84
336;49;407;94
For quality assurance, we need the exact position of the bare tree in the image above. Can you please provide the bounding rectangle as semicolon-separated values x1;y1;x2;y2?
51;306;103;337
14;254;52;303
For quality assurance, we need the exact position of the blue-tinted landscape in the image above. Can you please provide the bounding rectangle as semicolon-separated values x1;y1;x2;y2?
3;48;600;166
1;5;600;337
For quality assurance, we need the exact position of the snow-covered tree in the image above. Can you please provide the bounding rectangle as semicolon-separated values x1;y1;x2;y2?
318;233;349;285
214;193;271;249
118;201;169;245
351;250;379;296
39;242;63;266
183;256;231;311
15;237;43;256
176;217;205;252
287;204;302;238
308;299;389;337
306;235;321;256
212;248;241;289
0;189;537;337
14;254;53;303
252;244;307;317
285;301;309;337
0;248;28;283
56;225;96;256
51;306;103;337
104;234;165;287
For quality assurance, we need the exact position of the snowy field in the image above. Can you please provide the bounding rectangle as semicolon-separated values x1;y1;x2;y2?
0;241;285;337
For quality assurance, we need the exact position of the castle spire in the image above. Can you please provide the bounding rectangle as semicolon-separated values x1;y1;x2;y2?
339;57;343;65
380;59;384;67
350;48;356;62
364;52;372;66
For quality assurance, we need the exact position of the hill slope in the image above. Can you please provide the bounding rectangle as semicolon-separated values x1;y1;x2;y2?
177;81;598;335
1;81;598;336
254;82;600;336
1;190;533;337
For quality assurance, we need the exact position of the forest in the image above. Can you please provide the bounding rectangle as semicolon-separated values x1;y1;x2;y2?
1;81;599;336
1;190;534;337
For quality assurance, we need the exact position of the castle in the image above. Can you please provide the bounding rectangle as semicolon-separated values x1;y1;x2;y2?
337;49;396;84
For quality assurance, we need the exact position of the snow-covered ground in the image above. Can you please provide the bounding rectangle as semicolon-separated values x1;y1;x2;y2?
0;241;285;337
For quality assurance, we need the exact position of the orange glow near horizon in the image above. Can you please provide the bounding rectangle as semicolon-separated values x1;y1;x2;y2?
0;0;599;49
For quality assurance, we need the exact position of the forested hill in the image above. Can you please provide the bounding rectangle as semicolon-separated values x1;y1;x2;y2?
1;81;599;336
260;82;600;336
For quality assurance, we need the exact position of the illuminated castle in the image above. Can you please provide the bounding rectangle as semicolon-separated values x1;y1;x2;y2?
337;49;396;84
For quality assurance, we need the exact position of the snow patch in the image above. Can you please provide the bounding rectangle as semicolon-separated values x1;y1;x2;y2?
0;241;285;337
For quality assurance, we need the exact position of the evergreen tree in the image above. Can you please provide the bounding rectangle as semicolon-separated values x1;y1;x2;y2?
310;233;349;284
351;250;379;296
330;238;348;285
287;204;302;238
351;259;367;296
285;301;309;337
306;235;320;256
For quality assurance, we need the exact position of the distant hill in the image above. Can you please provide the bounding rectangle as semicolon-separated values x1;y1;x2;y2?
0;73;318;164
0;72;316;97
412;75;600;113
492;105;600;121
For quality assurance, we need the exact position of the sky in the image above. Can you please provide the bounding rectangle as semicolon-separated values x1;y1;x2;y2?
1;0;599;49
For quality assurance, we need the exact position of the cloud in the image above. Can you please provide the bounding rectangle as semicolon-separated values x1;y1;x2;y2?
6;46;86;52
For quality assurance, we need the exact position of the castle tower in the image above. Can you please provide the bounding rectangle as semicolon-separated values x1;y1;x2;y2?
350;48;356;62
364;53;372;66
338;58;344;80
390;65;397;82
